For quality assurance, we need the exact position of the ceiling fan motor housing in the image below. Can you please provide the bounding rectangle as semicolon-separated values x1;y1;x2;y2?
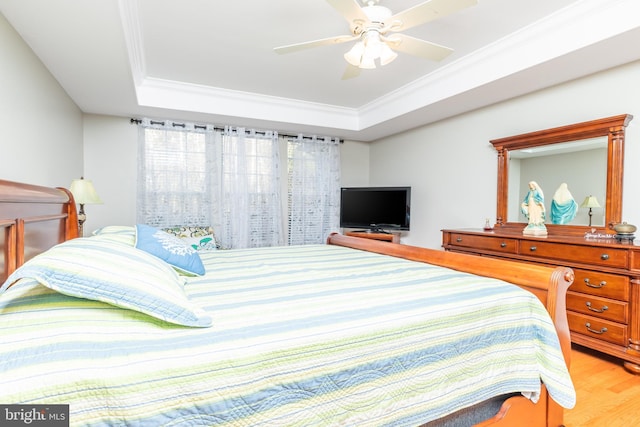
352;5;392;34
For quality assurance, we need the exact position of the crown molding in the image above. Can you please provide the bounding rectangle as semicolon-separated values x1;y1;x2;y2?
118;0;145;87
135;77;361;130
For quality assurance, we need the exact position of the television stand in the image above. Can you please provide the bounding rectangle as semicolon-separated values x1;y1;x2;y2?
345;231;401;243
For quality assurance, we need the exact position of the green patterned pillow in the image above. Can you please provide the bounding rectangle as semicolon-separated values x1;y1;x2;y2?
180;235;215;251
163;226;219;250
163;226;214;238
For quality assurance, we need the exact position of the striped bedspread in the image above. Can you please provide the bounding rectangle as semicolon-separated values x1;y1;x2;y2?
0;243;575;426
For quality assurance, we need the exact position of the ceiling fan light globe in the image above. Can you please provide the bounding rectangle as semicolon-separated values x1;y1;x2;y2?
344;41;365;66
366;43;382;59
359;56;376;69
361;46;379;62
379;44;398;66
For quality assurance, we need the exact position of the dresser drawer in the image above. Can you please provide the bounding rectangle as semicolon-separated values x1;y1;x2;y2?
567;291;628;323
448;233;517;254
568;312;627;346
518;241;627;268
571;268;629;301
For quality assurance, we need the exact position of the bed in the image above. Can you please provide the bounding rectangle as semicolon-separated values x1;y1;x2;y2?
0;179;575;426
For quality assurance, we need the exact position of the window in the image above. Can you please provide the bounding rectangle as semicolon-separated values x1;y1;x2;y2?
287;136;341;245
214;129;283;248
137;124;212;227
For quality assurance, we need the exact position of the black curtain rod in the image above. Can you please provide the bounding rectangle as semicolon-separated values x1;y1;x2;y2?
130;118;343;143
130;118;212;131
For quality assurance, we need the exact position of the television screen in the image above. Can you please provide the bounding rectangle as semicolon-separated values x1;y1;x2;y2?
340;187;411;231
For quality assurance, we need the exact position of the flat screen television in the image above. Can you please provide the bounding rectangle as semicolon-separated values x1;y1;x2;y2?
340;186;411;232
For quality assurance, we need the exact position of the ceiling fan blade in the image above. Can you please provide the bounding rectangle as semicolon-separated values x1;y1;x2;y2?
326;0;369;25
341;64;361;80
387;0;477;32
387;34;453;62
274;35;357;54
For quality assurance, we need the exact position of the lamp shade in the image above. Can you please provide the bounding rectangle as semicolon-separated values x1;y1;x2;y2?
70;177;102;205
580;195;601;208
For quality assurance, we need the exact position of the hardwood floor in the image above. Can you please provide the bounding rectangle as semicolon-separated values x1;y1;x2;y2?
564;344;640;426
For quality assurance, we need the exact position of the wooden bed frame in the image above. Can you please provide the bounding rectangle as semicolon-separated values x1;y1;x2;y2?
327;233;574;427
0;179;573;427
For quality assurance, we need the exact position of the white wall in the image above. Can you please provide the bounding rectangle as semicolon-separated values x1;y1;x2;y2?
81;114;138;234
0;12;83;187
370;60;640;249
340;140;370;187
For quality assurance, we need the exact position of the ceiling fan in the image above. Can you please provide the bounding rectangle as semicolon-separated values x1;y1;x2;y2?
274;0;478;79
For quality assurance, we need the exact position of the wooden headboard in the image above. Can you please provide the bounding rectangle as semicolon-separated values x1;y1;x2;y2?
0;179;79;283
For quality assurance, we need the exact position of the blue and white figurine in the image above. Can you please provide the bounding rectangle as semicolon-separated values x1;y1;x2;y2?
521;181;547;236
550;182;578;225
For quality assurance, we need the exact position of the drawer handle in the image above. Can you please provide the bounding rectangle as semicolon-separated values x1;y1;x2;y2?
585;323;608;334
601;254;609;261
586;302;609;313
500;242;507;248
456;237;462;243
584;278;607;288
529;246;537;251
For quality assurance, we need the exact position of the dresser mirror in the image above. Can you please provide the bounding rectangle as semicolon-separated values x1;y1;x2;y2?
508;137;607;227
490;114;633;235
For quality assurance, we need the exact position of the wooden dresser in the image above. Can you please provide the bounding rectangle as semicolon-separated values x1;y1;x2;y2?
442;228;640;373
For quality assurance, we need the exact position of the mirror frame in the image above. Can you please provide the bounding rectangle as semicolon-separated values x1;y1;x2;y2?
490;114;633;236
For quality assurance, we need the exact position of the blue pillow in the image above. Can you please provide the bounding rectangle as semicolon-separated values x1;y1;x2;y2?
135;224;205;276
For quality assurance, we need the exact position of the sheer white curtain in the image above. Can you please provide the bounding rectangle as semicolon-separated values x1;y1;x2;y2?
138;119;339;249
287;135;341;245
137;119;215;228
212;127;284;249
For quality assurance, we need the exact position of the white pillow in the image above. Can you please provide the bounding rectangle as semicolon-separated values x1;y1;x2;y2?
92;225;136;246
1;238;212;327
